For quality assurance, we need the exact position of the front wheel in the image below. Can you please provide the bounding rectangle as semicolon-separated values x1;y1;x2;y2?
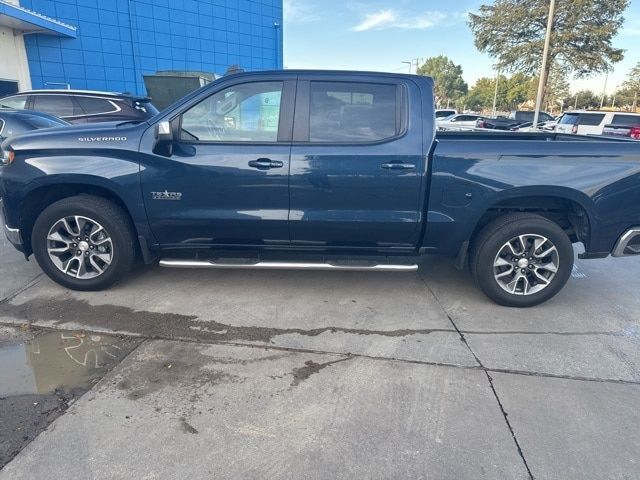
32;196;136;291
470;213;574;307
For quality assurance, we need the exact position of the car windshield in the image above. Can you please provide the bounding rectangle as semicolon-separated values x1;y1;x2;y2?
559;113;579;125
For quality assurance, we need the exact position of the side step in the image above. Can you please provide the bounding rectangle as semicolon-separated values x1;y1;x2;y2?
159;259;418;272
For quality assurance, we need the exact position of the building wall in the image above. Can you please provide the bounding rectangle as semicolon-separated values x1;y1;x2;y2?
0;25;32;92
21;0;284;95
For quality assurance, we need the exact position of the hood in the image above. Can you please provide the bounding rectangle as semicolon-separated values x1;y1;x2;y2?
2;121;149;153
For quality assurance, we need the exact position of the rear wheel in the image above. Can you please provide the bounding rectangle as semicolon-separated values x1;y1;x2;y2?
32;196;136;291
470;213;574;307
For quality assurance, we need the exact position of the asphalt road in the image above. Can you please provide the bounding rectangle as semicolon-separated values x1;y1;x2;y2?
1;219;639;479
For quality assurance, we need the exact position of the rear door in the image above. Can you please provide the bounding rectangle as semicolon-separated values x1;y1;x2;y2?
289;75;426;251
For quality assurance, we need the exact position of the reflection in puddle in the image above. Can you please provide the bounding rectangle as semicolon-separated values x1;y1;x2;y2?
0;331;137;397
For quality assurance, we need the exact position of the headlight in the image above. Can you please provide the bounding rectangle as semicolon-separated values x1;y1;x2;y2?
0;148;14;165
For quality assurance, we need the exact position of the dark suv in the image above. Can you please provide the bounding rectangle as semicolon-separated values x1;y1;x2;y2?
0;90;158;124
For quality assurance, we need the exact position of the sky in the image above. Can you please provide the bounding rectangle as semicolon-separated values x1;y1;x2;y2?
283;0;640;95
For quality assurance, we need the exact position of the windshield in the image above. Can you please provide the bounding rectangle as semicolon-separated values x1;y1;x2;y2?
559;113;579;125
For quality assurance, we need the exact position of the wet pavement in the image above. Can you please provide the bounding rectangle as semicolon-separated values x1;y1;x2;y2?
1;206;640;478
0;326;140;468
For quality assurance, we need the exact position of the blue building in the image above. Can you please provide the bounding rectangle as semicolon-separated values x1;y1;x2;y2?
0;0;283;96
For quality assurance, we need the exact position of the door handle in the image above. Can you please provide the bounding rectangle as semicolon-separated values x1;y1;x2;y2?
380;162;415;170
248;158;284;169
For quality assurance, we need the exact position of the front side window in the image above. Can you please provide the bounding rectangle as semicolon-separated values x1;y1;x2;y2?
180;81;283;142
309;82;398;143
0;95;27;110
32;95;76;117
578;113;605;126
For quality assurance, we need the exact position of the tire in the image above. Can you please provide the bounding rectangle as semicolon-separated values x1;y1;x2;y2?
32;195;136;291
470;213;573;307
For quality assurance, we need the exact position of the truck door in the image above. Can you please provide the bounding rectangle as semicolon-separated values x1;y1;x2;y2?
289;76;426;250
139;76;295;247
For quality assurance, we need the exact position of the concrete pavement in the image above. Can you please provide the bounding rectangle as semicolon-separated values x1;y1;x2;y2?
1;228;639;479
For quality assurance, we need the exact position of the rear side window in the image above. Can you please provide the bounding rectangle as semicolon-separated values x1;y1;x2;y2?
577;113;605;126
76;96;118;115
308;82;399;143
559;113;579;125
32;95;78;117
611;114;640;126
0;95;27;109
456;115;479;122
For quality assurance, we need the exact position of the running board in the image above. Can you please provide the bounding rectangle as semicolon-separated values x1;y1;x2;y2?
159;259;418;272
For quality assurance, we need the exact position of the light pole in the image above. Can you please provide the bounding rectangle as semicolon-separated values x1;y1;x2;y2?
401;61;412;73
533;0;556;129
491;70;500;117
600;72;608;109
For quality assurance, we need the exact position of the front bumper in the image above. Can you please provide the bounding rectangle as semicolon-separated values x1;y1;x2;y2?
612;228;640;257
3;223;22;248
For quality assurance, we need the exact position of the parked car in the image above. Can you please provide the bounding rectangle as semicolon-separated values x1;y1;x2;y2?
437;113;483;131
476;111;554;130
2;70;640;308
0;90;158;124
435;109;457;119
601;123;640;140
0;109;69;145
556;111;640;136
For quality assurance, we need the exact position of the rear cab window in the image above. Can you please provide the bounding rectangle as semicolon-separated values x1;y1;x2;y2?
307;81;402;143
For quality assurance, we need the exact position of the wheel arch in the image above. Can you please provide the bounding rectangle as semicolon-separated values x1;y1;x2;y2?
19;181;139;257
469;188;595;251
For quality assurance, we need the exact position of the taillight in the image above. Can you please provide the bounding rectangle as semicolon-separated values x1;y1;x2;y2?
630;126;640;140
571;124;578;134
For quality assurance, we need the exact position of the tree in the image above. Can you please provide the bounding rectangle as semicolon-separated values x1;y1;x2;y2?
620;62;640;110
465;75;508;111
417;56;468;108
469;0;628;106
527;65;570;113
569;90;600;110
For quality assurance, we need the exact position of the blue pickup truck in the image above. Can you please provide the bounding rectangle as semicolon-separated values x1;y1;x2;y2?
1;71;639;307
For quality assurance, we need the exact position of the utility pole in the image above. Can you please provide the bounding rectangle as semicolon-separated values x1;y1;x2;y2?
600;72;609;109
491;70;500;117
533;0;556;129
574;93;578;109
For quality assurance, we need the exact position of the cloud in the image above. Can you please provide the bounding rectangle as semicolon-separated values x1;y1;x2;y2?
284;0;320;24
352;9;447;31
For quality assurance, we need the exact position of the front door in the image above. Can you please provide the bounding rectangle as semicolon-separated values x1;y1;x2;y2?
289;77;426;251
140;77;296;247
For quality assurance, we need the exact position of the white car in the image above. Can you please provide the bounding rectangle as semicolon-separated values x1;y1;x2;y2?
437;113;483;131
556;111;640;135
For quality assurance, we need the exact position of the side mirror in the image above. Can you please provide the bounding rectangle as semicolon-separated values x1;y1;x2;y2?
153;121;173;156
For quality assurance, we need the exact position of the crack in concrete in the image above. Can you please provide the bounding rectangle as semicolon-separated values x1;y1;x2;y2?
421;280;535;480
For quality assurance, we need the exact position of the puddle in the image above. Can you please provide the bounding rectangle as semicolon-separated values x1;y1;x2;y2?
0;330;138;397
